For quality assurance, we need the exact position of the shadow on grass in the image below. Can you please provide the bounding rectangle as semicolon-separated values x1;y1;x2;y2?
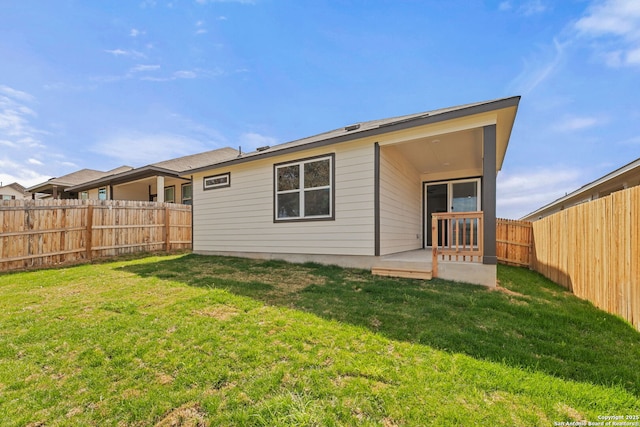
119;253;640;396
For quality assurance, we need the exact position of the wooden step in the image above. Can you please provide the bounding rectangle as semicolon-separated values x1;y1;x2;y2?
371;267;432;280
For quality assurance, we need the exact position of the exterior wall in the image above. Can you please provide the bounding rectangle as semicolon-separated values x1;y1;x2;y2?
113;181;149;201
87;187;103;200
379;145;422;255
82;177;190;202
192;139;376;256
0;186;27;200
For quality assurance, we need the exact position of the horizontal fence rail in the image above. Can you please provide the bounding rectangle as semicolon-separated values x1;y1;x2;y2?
0;199;192;272
431;211;483;278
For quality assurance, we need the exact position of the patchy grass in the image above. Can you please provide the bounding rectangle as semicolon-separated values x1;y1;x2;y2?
0;254;638;426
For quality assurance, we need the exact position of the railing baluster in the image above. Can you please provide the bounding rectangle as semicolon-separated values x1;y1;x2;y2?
431;211;484;265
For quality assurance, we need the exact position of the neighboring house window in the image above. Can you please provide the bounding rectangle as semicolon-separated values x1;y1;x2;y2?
98;188;107;200
181;183;192;205
203;173;230;190
80;191;89;200
274;154;334;221
164;186;175;203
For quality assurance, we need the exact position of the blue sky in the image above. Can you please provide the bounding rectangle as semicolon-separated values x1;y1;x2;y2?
1;0;639;219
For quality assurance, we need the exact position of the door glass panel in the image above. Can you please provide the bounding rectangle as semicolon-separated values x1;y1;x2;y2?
426;184;448;247
452;182;478;212
451;181;478;246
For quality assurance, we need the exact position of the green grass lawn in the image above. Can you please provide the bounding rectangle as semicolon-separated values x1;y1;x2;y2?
0;254;638;426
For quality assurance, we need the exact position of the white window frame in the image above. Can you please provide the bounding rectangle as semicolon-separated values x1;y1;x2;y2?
274;154;334;222
181;183;192;205
98;187;107;200
203;173;230;190
164;185;175;203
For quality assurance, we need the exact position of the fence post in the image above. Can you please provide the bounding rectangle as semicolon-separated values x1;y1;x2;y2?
431;215;438;278
164;206;170;252
86;205;93;260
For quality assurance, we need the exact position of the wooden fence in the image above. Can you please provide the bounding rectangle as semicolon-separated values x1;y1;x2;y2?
496;218;533;267
0;199;192;272
531;186;640;330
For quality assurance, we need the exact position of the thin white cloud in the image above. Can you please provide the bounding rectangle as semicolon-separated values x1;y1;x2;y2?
508;38;566;95
0;139;17;148
0;85;71;187
195;0;255;4
91;132;212;165
0;157;52;188
552;115;605;132
498;0;547;16
0;86;45;143
140;68;222;82
104;49;147;59
574;0;640;68
58;161;79;168
497;167;583;219
130;64;161;73
0;85;35;103
499;1;512;12
130;28;146;37
620;135;640;145
195;20;208;34
520;0;547;16
174;70;197;79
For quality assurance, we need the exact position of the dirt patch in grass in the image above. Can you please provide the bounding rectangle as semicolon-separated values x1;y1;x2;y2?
207;268;325;294
193;305;240;321
155;402;208;427
555;403;584;422
493;286;527;298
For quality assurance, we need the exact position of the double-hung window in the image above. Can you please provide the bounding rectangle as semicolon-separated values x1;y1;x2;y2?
274;154;334;221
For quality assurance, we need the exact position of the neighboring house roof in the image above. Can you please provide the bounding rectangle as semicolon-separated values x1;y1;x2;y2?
153;147;239;172
1;182;26;193
180;96;520;176
65;147;239;192
521;157;640;221
27;166;133;193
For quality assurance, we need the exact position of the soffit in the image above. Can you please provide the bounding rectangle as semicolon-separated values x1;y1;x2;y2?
390;129;483;175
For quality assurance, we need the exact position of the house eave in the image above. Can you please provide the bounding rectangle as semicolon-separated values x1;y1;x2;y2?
66;166;185;192
180;96;521;177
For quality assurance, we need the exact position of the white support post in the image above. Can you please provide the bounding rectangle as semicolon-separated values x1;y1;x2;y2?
156;176;165;202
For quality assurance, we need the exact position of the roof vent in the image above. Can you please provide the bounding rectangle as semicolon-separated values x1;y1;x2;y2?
256;145;270;152
344;124;360;132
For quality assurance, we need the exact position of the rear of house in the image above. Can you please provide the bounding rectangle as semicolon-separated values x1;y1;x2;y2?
182;97;520;286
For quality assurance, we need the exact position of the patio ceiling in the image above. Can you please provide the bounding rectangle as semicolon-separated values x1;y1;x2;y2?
390;128;483;175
